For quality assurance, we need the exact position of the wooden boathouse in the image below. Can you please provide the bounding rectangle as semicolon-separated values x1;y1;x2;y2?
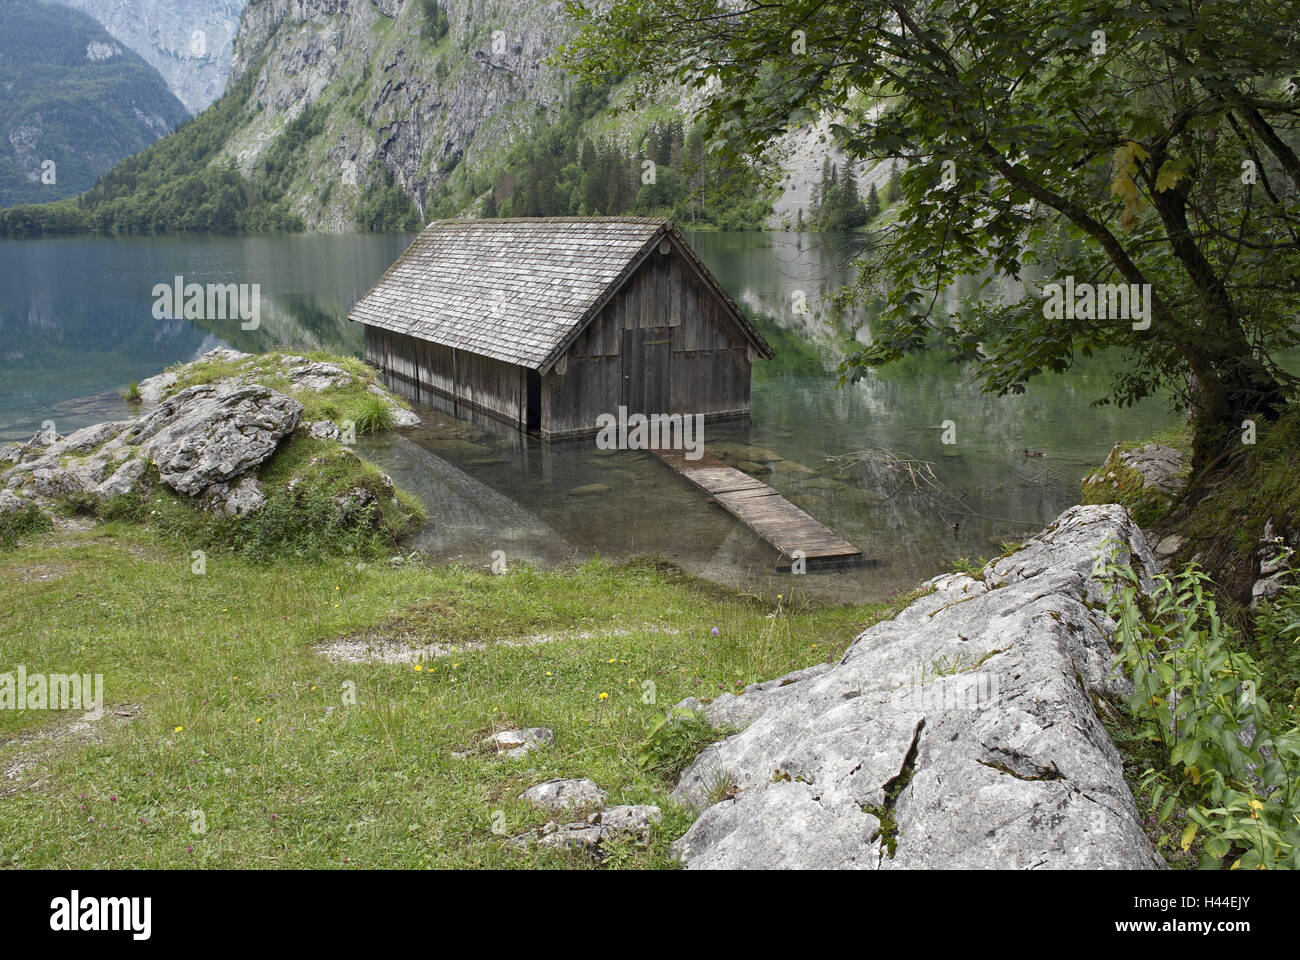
348;217;774;439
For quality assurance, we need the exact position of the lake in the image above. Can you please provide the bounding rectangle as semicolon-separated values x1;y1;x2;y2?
0;231;1179;601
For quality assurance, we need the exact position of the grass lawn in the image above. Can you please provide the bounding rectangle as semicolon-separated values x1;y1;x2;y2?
0;523;905;869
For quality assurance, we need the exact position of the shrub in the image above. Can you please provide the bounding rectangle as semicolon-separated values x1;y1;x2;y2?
1102;554;1300;869
419;0;450;41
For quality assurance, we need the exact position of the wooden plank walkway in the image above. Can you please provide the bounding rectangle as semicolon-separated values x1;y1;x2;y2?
655;452;867;570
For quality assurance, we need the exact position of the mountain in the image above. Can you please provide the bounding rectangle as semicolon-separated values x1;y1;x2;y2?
0;0;818;235
0;0;190;207
48;0;247;115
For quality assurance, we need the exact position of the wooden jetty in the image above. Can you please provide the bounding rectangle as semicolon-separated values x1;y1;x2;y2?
655;452;867;571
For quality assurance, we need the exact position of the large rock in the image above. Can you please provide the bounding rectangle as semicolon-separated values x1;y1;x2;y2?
1086;442;1186;498
128;384;302;496
137;349;253;404
1118;443;1186;495
30;466;85;499
202;476;267;516
46;421;133;459
136;371;177;404
670;504;1163;870
0;421;144;502
0;421;132;480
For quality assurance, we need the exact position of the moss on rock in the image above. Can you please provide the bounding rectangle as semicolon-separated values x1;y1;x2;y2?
1081;438;1190;528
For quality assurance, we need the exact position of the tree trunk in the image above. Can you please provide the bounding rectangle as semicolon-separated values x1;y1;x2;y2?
1185;353;1286;479
1149;183;1288;478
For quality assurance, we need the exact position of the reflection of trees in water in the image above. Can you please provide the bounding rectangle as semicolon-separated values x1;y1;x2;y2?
189;293;363;357
0;288;211;437
1;232;411;437
681;230;1178;575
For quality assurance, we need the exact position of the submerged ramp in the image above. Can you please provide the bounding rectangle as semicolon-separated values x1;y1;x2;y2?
357;434;575;564
655;452;865;570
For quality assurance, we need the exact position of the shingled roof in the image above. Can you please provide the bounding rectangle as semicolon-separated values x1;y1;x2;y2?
347;217;773;372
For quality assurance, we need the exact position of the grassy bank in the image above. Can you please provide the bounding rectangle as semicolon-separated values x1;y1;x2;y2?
2;349;426;562
0;524;906;868
160;351;398;431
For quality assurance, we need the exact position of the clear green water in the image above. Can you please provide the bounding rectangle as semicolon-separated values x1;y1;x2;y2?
0;230;1178;600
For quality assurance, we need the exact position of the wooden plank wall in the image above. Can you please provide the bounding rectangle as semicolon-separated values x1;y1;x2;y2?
456;350;526;426
543;299;623;436
543;246;753;438
365;327;526;428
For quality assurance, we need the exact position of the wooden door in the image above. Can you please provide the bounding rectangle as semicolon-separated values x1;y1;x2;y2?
622;326;672;416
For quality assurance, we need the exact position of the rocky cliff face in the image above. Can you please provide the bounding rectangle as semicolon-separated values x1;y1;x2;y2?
68;0;832;232
217;0;573;230
0;1;190;206
50;0;245;114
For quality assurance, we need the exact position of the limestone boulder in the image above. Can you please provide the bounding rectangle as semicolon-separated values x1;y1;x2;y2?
520;778;607;812
94;458;149;499
136;371;177;405
308;420;342;441
280;356;353;392
670;504;1163;870
0;489;28;514
128;384;302;496
1086;442;1187;499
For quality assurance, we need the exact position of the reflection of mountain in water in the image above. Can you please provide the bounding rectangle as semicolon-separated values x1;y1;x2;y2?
188;293;363;356
0;232;412;439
